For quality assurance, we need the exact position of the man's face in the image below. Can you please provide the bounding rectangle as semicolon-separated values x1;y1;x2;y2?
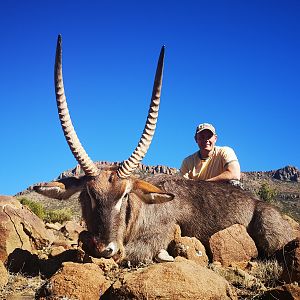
196;129;217;152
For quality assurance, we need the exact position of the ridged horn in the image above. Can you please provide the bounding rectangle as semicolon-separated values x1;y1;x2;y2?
117;46;165;178
54;35;99;177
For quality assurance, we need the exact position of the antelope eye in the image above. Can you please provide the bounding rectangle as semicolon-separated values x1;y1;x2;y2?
123;193;129;200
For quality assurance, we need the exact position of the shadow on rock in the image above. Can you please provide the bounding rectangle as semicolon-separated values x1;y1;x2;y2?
6;248;84;278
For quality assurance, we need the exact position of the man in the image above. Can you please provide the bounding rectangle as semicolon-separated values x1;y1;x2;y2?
180;123;241;182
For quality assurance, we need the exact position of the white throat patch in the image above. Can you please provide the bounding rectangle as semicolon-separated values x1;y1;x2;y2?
114;181;132;212
86;186;97;210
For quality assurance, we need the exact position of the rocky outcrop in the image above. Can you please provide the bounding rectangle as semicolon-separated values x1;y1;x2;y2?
273;165;300;182
0;195;54;263
58;161;179;180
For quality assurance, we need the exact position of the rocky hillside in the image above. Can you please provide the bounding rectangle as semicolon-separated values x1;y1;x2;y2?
241;165;300;221
18;163;300;221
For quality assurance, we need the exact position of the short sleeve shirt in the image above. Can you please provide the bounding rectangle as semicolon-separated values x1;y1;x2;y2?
180;146;238;180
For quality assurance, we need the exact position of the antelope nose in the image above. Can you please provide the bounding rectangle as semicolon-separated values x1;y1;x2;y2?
105;247;113;255
102;242;117;257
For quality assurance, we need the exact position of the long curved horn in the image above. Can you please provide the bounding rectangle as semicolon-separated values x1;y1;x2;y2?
117;46;165;179
54;35;99;177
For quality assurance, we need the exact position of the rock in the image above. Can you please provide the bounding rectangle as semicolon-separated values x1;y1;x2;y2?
277;238;300;283
37;262;111;299
282;215;300;239
39;249;85;278
0;195;54;263
86;257;119;273
168;225;208;266
273;166;300;182
155;249;175;262
45;222;63;231
49;246;66;257
104;259;237;299
51;238;77;249
0;260;8;288
61;220;85;241
209;224;258;267
261;283;300;299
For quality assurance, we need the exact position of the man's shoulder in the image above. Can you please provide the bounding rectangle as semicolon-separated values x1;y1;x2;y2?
214;146;238;161
182;151;199;163
215;146;235;154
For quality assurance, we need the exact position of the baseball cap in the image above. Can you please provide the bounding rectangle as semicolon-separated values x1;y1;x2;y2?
195;123;216;135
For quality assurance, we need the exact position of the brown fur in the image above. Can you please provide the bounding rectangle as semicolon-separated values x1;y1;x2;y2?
35;172;294;264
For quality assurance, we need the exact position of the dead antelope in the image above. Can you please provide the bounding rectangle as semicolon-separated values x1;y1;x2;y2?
35;35;294;264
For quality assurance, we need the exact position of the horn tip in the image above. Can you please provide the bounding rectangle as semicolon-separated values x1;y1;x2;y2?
160;45;165;57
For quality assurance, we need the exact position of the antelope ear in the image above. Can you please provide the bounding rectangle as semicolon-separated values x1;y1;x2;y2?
133;179;175;204
33;181;67;199
33;176;86;200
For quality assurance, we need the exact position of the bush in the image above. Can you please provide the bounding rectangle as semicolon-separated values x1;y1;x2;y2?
44;209;73;223
18;197;46;219
17;197;72;224
257;182;277;203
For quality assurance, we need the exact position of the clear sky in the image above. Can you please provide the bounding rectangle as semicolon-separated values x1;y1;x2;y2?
0;1;299;196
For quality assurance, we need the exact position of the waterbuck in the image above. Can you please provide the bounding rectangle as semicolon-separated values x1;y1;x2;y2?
35;35;294;264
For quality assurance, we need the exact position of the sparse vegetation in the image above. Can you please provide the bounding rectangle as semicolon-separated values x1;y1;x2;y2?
251;259;283;288
44;208;73;223
210;259;283;299
0;271;46;299
18;197;46;219
257;182;277;203
17;197;73;224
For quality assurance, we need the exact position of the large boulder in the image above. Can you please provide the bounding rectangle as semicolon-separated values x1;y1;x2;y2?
0;195;54;263
282;215;300;239
104;259;237;299
37;262;111;299
209;224;258;267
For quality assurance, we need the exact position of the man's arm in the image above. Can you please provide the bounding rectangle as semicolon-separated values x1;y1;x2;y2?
179;159;190;179
205;160;241;182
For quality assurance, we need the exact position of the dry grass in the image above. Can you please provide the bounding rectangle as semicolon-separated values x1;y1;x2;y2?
210;259;283;299
251;259;283;287
0;272;46;299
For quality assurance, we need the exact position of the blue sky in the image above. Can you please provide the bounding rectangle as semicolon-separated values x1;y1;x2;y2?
1;1;299;195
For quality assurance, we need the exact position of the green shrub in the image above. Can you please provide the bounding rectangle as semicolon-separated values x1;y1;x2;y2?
18;197;73;224
257;182;277;203
44;208;73;223
18;197;46;219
